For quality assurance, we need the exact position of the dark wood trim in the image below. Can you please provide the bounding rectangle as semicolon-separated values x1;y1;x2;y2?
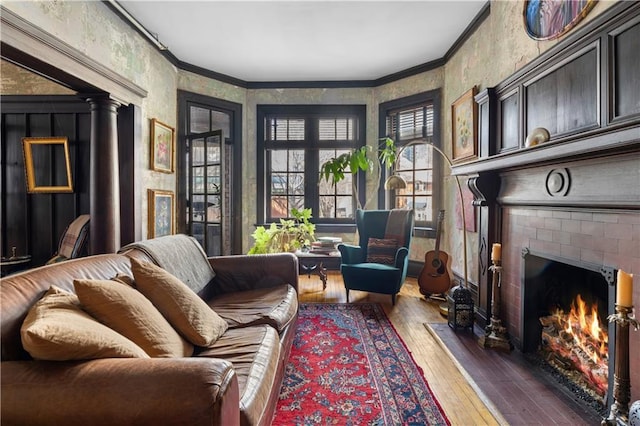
255;104;367;225
177;90;243;254
0;95;89;113
117;103;142;245
247;80;377;89
372;58;446;88
452;126;640;176
443;2;491;62
496;152;640;210
178;61;249;89
377;89;443;230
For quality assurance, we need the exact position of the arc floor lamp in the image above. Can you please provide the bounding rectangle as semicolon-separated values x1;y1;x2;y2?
384;141;474;331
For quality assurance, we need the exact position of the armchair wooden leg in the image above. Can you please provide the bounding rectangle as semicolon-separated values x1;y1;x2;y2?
346;289;350;303
391;294;396;305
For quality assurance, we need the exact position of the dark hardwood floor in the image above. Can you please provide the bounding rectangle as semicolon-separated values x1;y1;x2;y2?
298;270;605;425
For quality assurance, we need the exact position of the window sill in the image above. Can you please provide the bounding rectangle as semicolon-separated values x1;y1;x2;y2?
413;227;436;239
315;223;357;233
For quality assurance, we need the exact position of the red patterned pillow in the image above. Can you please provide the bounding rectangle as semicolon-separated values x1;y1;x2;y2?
366;238;397;265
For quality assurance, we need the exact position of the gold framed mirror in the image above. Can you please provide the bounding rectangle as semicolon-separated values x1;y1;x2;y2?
22;137;74;193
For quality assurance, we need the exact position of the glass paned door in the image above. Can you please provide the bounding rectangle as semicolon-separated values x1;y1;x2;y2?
187;130;224;256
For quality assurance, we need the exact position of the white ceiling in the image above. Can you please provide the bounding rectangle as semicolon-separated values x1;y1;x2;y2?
117;0;488;82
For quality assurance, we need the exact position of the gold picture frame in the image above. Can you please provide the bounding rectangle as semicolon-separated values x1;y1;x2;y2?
150;118;175;173
147;189;175;238
451;87;478;163
22;137;74;193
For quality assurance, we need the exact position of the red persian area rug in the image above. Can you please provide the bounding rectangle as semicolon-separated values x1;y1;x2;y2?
272;303;450;425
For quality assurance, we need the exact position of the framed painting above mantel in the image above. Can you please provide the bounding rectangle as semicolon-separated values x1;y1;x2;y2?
451;87;478;164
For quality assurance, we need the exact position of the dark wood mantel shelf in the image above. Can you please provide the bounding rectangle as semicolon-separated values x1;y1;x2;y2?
452;125;639;177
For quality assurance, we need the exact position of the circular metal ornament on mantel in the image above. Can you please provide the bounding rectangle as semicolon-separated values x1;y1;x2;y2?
523;0;598;41
545;168;571;197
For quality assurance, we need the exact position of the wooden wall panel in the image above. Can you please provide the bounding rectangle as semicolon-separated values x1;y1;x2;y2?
612;18;640;120
1;113;28;258
526;47;599;137
499;91;519;152
1;96;90;267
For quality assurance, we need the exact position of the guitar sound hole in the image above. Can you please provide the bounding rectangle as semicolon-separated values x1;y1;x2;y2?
432;258;445;275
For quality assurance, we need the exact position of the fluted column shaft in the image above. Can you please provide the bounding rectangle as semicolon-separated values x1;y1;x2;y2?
87;96;120;254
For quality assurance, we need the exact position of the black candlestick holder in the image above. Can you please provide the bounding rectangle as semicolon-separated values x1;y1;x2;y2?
479;260;512;352
602;305;639;425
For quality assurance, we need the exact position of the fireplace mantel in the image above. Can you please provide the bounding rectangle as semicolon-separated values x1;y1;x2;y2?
453;0;640;327
455;2;640;402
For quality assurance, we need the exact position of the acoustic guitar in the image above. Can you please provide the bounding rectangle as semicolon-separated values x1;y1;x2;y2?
418;210;451;296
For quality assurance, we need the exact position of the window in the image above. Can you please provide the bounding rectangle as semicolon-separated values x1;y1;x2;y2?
379;90;441;230
257;105;365;225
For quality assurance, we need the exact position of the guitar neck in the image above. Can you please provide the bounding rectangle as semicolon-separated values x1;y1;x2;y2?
434;210;445;255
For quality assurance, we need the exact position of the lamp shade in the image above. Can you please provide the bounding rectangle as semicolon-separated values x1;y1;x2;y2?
384;174;407;190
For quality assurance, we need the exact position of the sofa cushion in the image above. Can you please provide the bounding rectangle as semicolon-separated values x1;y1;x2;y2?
74;279;193;357
130;258;228;347
207;284;298;334
21;286;149;361
195;325;280;426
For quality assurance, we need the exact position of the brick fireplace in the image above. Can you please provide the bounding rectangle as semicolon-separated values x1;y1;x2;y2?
451;2;640;404
477;151;640;404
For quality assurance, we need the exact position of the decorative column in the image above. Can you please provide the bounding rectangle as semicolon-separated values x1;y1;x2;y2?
86;95;121;254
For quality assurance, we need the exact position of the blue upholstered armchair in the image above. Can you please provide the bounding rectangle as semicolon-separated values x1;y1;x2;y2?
338;209;414;305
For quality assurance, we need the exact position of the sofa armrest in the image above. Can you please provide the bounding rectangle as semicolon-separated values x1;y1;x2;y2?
207;253;299;297
337;243;365;264
1;357;239;426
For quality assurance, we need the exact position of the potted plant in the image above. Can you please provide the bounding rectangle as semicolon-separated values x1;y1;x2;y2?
319;137;397;210
248;207;316;254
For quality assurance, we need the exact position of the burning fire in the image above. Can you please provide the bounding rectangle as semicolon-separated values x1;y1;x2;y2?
540;294;608;398
553;294;608;364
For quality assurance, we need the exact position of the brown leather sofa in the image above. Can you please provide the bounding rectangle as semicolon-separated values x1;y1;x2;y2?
1;235;299;425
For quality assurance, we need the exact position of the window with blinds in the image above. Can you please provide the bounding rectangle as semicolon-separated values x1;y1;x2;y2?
386;103;434;142
258;106;365;225
380;91;441;229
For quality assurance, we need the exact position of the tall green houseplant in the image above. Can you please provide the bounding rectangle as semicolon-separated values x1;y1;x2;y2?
319;137;397;210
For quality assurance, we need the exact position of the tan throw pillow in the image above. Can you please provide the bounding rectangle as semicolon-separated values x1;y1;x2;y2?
21;286;149;361
130;257;228;347
366;237;397;265
74;279;193;357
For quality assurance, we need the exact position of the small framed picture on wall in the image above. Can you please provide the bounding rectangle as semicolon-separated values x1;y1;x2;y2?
150;118;175;173
451;87;478;163
148;189;175;238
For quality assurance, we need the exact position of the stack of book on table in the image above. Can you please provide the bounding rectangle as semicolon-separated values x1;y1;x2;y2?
309;237;342;255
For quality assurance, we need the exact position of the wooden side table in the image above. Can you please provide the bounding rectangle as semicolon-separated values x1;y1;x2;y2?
294;250;341;291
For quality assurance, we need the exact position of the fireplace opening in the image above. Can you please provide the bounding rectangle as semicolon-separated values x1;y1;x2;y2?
522;250;615;415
